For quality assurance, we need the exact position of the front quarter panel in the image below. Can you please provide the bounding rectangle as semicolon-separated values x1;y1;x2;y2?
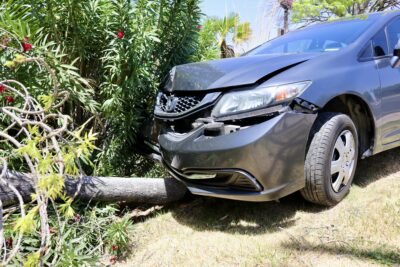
264;50;381;152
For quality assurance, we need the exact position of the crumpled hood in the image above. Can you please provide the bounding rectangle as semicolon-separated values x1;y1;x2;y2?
164;53;320;92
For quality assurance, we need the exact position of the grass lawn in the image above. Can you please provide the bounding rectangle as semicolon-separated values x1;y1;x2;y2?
118;148;400;267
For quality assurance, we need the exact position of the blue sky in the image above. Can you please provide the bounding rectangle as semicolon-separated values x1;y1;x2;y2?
200;0;281;52
200;0;263;26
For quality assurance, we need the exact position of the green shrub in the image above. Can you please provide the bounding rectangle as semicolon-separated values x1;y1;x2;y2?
1;0;202;176
4;203;133;266
0;0;202;264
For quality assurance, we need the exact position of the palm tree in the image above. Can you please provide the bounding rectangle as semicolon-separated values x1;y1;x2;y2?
206;13;252;58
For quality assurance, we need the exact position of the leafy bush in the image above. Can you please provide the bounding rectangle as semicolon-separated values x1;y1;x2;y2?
4;203;133;266
0;0;203;264
0;32;104;263
190;22;220;62
0;50;130;265
97;0;201;175
1;0;202;176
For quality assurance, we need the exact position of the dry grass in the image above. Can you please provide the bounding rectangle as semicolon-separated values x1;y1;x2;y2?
118;148;400;267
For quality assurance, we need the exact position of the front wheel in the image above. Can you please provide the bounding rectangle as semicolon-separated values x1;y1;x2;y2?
301;112;358;206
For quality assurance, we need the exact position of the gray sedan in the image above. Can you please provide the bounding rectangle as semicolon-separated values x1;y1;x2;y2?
146;11;400;206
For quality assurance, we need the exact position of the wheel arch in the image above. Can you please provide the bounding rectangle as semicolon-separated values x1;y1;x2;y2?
318;94;376;157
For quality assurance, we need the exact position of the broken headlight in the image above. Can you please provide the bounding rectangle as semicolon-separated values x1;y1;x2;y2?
211;81;312;118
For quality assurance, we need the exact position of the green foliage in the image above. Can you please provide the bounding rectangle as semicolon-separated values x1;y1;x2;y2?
194;13;252;59
14;207;38;234
1;0;202;176
191;20;220;62
292;0;356;22
205;13;252;45
235;22;252;43
292;0;396;23
4;204;133;266
105;216;133;255
155;0;202;76
96;0;201;175
0;12;98;114
0;0;202;264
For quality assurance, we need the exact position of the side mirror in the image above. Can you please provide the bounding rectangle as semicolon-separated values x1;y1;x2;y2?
391;43;400;68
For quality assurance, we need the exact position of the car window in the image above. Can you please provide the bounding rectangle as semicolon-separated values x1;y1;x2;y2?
360;41;373;59
387;18;400;53
247;19;374;55
287;39;313;52
266;39;313;53
323;40;345;51
372;30;388;57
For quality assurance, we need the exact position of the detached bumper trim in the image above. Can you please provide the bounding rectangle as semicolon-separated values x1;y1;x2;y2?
187;179;304;202
163;161;263;192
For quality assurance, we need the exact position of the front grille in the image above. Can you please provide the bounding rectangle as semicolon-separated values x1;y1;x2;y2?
158;93;204;114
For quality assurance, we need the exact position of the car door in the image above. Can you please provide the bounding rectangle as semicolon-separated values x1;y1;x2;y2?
375;17;400;146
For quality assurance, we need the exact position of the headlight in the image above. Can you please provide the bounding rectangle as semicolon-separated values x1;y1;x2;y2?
211;81;312;118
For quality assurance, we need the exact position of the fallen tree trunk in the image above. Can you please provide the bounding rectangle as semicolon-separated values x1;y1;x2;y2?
0;170;188;207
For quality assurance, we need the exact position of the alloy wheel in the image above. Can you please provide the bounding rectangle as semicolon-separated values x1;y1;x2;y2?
330;130;356;193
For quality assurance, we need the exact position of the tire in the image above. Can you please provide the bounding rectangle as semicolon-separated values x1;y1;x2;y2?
301;112;359;206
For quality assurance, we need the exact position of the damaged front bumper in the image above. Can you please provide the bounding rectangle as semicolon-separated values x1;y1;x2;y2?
155;111;317;202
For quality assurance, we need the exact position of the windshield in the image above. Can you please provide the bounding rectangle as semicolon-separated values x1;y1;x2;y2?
247;19;373;55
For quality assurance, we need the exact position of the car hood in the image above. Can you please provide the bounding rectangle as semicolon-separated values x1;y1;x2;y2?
164;53;320;92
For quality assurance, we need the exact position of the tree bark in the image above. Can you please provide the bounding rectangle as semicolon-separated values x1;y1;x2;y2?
0;170;188;207
283;7;289;34
220;39;235;58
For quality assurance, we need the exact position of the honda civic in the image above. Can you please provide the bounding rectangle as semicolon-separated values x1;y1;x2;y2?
146;11;400;206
